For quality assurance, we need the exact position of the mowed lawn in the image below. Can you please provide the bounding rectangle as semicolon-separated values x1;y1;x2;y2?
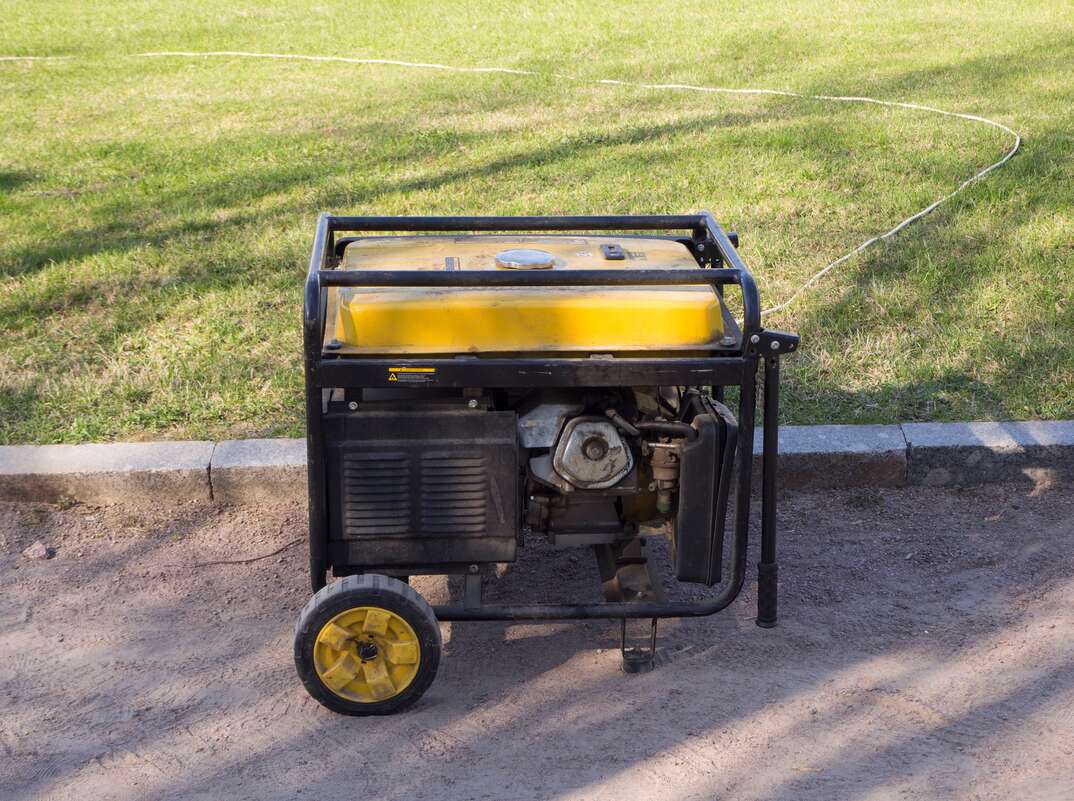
1;1;1071;443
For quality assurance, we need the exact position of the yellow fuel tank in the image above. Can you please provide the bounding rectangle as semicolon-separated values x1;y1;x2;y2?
324;235;726;355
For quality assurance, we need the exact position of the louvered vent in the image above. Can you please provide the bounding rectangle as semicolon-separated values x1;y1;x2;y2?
329;411;517;564
342;451;411;537
420;453;488;536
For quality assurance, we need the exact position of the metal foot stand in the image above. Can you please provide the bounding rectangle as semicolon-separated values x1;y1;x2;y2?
754;339;793;629
620;617;658;673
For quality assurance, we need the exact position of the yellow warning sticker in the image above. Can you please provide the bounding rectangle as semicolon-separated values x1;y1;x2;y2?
387;367;436;384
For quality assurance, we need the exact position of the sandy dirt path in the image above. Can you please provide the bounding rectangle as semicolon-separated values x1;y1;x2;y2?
2;483;1073;801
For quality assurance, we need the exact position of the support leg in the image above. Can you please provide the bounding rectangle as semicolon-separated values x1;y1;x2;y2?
756;355;780;628
464;569;483;610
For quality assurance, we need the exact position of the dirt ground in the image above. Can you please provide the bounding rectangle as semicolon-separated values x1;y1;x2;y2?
2;483;1073;801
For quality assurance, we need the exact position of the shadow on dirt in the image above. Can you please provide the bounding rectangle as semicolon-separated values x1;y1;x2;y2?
2;481;1073;800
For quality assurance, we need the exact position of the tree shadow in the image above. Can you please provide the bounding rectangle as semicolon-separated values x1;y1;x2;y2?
3;481;1074;800
9;43;1063;439
0;170;37;194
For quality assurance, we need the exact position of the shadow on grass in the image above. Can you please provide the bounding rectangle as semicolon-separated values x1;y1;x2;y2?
766;36;1074;424
0;106;784;280
0;169;37;193
774;128;1067;424
3;39;1069;443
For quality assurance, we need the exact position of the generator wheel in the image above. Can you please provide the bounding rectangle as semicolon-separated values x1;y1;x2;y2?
294;574;441;715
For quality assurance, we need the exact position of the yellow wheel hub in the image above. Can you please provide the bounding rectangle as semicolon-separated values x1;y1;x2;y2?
313;606;421;703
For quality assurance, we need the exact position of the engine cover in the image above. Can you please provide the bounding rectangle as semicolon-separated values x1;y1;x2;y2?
552;417;633;489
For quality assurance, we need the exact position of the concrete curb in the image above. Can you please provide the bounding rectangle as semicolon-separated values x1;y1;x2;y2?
0;441;214;504
0;421;1071;506
753;424;907;489
903;421;1074;488
210;438;306;505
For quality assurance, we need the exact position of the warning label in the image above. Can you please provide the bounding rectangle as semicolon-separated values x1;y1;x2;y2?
388;367;436;384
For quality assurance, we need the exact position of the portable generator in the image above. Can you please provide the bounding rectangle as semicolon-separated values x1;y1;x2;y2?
294;213;798;715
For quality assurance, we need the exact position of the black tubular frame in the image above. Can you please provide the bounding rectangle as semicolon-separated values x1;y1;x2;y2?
303;213;797;625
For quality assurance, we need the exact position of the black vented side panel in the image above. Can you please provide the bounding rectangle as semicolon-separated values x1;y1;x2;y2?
324;410;518;569
342;452;411;536
420;453;488;535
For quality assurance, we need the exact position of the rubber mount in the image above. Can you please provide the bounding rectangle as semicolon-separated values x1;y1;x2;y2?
620;618;658;674
755;562;779;628
294;574;442;716
621;648;656;674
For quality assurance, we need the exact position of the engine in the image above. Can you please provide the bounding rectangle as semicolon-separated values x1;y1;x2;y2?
323;382;735;588
517;387;735;585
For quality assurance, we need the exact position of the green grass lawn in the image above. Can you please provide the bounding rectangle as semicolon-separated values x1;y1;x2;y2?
1;1;1071;443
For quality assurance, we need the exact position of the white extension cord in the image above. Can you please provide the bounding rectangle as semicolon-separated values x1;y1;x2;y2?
6;50;1021;318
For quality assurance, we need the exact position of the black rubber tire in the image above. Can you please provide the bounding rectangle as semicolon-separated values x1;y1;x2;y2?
294;574;441;716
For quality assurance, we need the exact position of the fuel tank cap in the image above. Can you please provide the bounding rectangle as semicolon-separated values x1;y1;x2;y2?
494;248;556;270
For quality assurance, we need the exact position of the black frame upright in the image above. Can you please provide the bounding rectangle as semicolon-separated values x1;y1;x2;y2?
304;213;798;627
